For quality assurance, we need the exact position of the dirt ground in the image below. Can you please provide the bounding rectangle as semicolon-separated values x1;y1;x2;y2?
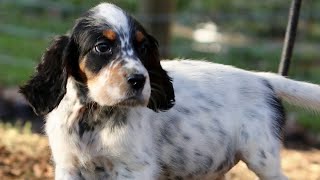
0;127;319;180
228;149;320;180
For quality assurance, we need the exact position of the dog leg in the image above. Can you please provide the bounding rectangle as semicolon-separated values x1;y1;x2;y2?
240;138;288;180
55;165;83;180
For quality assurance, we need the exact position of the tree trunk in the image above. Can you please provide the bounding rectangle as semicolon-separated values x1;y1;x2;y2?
139;0;175;58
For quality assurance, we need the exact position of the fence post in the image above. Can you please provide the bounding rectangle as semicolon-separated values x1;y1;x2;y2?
278;0;302;76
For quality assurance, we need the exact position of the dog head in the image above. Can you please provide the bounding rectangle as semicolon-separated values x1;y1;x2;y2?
20;3;175;115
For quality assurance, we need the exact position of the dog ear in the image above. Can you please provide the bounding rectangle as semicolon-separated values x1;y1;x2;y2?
20;35;70;116
145;35;175;112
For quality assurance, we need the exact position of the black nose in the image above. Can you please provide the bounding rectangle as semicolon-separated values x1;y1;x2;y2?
127;74;146;90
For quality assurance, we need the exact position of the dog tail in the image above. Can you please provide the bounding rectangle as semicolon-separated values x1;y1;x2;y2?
258;72;320;112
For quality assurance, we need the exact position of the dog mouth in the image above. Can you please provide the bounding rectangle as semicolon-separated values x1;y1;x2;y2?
115;93;148;107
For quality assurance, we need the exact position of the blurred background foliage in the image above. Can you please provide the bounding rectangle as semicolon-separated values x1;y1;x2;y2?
0;0;320;132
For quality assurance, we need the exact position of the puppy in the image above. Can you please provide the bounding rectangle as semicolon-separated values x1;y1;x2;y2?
20;3;320;180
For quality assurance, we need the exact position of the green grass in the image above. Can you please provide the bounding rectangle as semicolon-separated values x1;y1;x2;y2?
297;112;320;133
0;65;33;86
286;105;320;133
0;34;49;60
0;34;47;85
1;15;73;34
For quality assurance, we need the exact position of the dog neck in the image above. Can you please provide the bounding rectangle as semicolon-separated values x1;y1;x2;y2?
48;77;129;131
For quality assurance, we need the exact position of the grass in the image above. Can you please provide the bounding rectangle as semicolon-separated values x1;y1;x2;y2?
0;122;47;156
0;66;33;86
286;105;320;133
0;34;48;60
0;34;47;85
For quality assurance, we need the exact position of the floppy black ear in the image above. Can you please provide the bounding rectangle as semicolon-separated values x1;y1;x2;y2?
20;35;70;116
145;35;175;112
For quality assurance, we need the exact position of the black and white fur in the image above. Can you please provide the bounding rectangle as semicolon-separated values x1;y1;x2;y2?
20;3;320;180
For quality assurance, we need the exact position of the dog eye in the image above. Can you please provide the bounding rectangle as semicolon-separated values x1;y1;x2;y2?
94;43;112;54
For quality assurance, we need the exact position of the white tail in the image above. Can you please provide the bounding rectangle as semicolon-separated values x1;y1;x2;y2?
258;72;320;112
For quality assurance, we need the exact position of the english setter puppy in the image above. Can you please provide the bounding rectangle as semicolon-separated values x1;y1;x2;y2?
20;3;320;180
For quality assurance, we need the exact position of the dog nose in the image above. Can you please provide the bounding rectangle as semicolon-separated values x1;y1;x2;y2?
127;74;146;90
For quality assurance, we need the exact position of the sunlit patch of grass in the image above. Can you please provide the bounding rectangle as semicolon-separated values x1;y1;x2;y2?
0;122;48;157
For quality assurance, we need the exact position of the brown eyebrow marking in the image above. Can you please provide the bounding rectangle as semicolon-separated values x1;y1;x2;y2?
103;29;117;41
136;31;145;43
79;57;95;82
